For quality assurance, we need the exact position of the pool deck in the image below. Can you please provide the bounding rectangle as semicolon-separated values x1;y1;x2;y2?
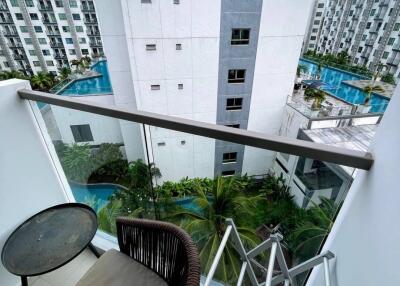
342;80;394;99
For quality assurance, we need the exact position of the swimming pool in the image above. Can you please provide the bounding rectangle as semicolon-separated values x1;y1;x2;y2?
59;60;113;96
299;59;389;113
69;182;123;212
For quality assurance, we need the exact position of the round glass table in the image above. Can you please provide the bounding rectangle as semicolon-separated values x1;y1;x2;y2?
1;203;98;286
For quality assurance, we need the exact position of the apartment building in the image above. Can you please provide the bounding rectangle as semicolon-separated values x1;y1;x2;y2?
0;0;103;75
304;0;400;79
302;0;327;53
91;0;312;181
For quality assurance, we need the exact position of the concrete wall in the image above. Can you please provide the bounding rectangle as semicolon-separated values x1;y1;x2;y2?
0;80;71;285
307;84;400;285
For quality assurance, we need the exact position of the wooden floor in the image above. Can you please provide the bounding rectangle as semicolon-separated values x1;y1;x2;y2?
28;250;97;286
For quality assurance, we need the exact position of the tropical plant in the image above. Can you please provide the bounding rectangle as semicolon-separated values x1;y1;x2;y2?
0;70;27;80
113;159;161;217
30;72;55;91
60;143;92;183
380;72;395;85
362;84;384;105
170;176;262;284
155;177;213;198
336;51;350;65
90;143;128;181
304;87;326;110
288;198;338;261
260;173;292;202
58;67;72;81
296;64;308;77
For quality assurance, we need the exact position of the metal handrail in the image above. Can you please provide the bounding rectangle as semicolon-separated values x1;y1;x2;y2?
18;89;374;170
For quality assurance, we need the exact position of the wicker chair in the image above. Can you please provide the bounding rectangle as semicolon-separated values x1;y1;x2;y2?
76;218;200;286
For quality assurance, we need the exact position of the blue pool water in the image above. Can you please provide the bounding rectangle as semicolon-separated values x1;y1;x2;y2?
59;60;113;96
175;197;202;213
300;59;389;113
70;182;122;212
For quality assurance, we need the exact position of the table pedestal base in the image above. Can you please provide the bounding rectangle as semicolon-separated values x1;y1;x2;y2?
21;276;28;286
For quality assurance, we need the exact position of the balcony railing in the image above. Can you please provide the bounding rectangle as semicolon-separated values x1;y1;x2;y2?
50;41;64;48
15;88;379;285
38;4;53;11
8;42;23;48
84;18;97;24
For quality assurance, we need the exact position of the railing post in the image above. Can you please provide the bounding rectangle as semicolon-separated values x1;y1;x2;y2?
323;257;331;286
236;262;247;286
265;241;278;286
203;225;233;286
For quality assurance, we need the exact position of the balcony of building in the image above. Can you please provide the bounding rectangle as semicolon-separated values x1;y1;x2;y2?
0;79;398;286
38;2;53;11
50;40;64;48
387;54;400;67
84;17;97;24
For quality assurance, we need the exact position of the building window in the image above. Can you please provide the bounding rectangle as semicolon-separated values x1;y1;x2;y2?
46;60;54;66
62;26;70;32
370;9;375;16
76;26;84;32
312;28;318;33
221;170;235;177
30;13;39;20
20;26;28;33
69;49;76;55
141;0;151;3
394;23;400;31
24;38;32;45
313;20;320;25
358;47;362;53
29;50;35;56
231;28;250;45
79;38;86;44
382;52;389;59
69;0;78;7
55;0;63;7
33;61;40;67
362;34;367;41
38;38;47;44
34;26;43;33
42;49;50;56
66;38;73;44
146;44;156;51
366;22;371;29
310;36;316;40
317;3;324;8
225;124;240;128
178;83;183;89
388;38;395;45
228;69;246;83
316;12;322;17
10;0;18;7
15;13;23;20
226;98;243;110
81;49;89;55
176;43;182;50
151;84;160;90
173;0;180;4
72;13;81;20
71;124;94;142
389;8;393;16
223;152;237;163
59;13;67;20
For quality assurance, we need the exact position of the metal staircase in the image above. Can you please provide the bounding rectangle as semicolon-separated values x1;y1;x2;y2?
204;219;334;286
371;0;400;70
333;0;353;54
350;0;374;59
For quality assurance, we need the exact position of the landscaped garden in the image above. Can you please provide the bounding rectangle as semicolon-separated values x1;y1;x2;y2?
54;142;341;285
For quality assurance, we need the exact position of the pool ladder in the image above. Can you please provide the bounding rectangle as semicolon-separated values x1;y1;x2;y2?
204;219;334;286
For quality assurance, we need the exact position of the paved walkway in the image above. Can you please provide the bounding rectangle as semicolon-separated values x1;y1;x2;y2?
343;80;394;99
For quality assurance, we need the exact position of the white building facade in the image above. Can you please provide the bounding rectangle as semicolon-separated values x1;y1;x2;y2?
302;0;327;53
0;0;103;75
92;0;312;181
304;0;400;79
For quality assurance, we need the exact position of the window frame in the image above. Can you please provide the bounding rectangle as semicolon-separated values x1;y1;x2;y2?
228;69;246;84
226;98;243;111
70;124;94;143
231;28;250;45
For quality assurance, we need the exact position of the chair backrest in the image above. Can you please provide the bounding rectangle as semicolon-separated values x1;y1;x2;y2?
116;217;200;286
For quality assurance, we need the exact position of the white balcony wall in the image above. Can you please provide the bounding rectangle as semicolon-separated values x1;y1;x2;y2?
0;80;72;286
307;85;400;286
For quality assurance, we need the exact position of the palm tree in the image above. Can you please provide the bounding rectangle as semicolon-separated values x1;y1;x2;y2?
60;143;92;183
304;87;326;110
362;84;384;105
170;177;261;284
296;64;308;77
58;67;71;81
30;72;54;91
288;198;338;262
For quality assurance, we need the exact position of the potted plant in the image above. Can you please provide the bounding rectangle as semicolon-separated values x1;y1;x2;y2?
304;87;326;117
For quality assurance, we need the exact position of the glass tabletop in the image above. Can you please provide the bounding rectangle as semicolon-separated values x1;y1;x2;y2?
1;203;97;277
